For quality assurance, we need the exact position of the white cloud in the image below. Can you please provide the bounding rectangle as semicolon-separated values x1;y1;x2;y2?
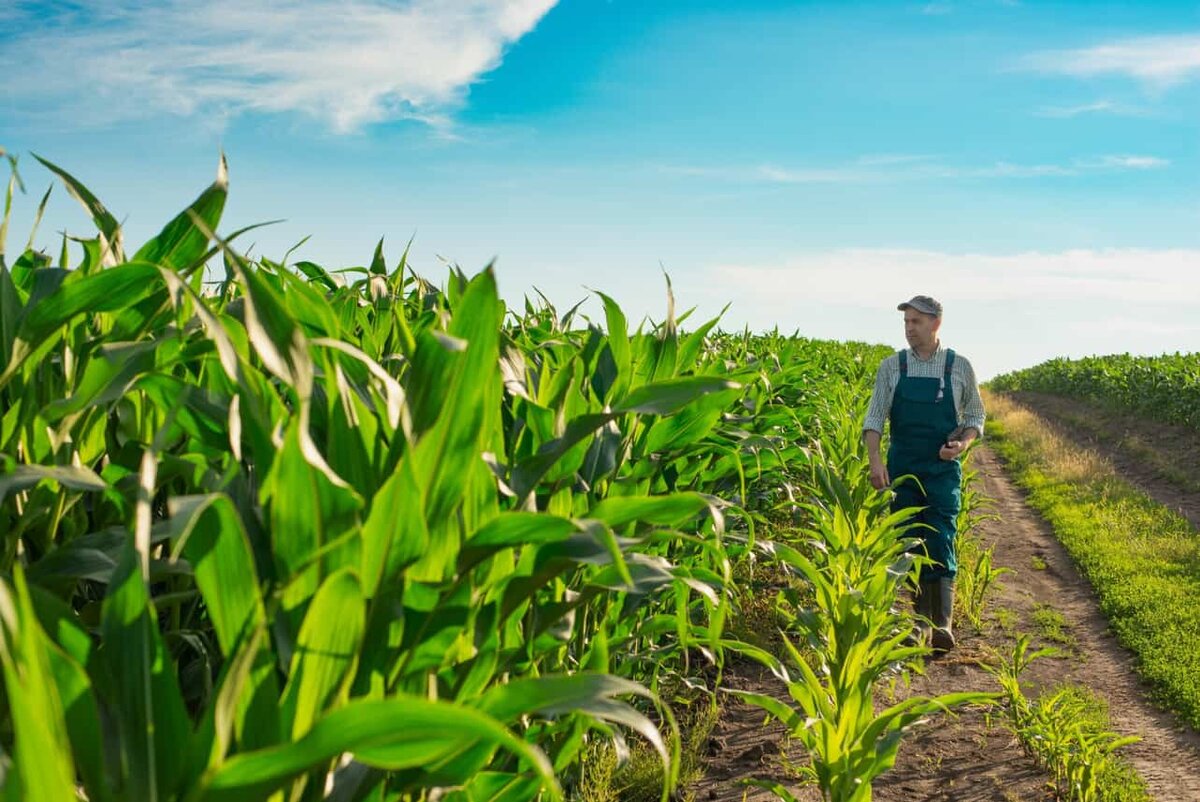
659;164;873;184
687;247;1200;378
0;0;557;132
663;153;1169;184
1021;34;1200;87
1033;100;1144;118
1084;154;1169;170
1070;317;1200;337
704;248;1200;309
856;153;939;166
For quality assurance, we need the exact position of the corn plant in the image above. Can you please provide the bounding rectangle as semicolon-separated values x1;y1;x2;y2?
0;153;772;801
731;446;995;802
990;352;1200;432
985;636;1142;802
0;149;993;802
953;459;1007;631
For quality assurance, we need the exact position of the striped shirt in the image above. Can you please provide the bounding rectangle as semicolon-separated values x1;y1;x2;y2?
862;345;986;437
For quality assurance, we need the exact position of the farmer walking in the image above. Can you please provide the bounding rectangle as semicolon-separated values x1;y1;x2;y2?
862;295;986;653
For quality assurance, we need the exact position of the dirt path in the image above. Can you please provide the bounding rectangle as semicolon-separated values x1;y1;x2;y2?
1009;391;1200;530
690;445;1200;801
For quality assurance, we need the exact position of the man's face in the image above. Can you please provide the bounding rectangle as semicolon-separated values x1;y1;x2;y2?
903;309;940;350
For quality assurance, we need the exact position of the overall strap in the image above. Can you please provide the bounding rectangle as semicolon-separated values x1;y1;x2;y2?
943;349;956;380
898;350;908;377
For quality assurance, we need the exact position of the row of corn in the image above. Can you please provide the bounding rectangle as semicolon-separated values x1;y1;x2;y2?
1;154;989;802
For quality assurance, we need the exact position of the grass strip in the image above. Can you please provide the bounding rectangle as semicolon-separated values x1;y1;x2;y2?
985;389;1200;729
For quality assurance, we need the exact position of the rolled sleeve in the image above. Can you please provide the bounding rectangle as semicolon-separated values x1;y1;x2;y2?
958;359;986;437
862;361;894;433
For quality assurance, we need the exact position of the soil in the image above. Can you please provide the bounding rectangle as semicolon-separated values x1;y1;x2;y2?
688;442;1200;801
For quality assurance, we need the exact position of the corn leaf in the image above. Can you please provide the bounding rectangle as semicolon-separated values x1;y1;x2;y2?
279;568;365;740
0;567;78;802
194;698;560;802
33;153;124;264
133;156;227;271
99;543;191;802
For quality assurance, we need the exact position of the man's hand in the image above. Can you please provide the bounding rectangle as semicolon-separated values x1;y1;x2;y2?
939;440;966;461
863;429;890;490
869;460;890;490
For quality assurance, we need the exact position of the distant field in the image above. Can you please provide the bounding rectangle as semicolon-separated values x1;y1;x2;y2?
989;353;1200;431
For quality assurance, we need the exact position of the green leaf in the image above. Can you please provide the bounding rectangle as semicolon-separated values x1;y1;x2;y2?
133;154;227;272
369;237;387;275
587;494;712;530
168;494;282;753
226;249;312;391
166;493;268;650
0;262;162;390
616;376;741;416
457;512;578;572
279;569;365;740
0;263;20;369
0;463;107;502
44;636;113;802
194;698;560;802
477;673;671;789
294;260;338;292
409;268;503;580
0;567;78;802
42;339;161;422
99;543;191;802
595;291;631;403
33;153;124;263
643;387;738;452
360;453;427;596
510;412;615;501
192;622;272;780
260;419;363;616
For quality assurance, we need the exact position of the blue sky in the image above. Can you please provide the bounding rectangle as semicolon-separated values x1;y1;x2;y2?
2;0;1198;377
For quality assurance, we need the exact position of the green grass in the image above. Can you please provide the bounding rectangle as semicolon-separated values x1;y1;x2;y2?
1031;603;1078;653
580;701;719;802
993;606;1019;637
1031;555;1047;570
987;391;1200;729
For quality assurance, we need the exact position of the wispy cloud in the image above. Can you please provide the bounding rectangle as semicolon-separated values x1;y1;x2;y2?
856;153;939;166
1021;34;1200;87
0;0;558;133
663;153;1169;185
918;2;954;16
1084;154;1169;170
1033;99;1147;118
660;164;874;184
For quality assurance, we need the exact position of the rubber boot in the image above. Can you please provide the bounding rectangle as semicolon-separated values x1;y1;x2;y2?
930;578;956;655
908;582;936;646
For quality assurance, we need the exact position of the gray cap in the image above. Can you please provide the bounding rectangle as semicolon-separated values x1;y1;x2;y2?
897;295;943;318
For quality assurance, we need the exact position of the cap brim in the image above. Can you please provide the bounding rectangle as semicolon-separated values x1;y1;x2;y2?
898;302;939;316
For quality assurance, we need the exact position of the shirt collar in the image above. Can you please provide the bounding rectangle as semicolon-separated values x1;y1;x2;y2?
908;342;943;363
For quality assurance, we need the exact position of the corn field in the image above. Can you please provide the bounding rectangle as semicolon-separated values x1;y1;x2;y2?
990;353;1200;432
0;155;991;802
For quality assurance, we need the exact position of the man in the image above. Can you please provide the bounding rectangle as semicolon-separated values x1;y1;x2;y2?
862;295;985;653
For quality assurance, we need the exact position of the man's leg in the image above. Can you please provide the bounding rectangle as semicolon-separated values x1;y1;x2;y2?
925;477;962;653
891;477;934;642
